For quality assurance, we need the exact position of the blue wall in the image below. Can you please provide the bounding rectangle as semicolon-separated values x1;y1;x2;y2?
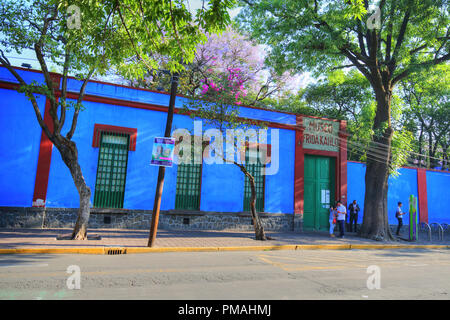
387;168;419;224
346;161;366;223
0;67;52;207
265;129;294;213
199;128;295;213
33;74;296;213
0;89;46;207
46;99;172;209
67;78;297;126
42;96;295;213
0;66;296;214
2;67;447;222
0;68;45;85
426;171;450;224
347;162;420;225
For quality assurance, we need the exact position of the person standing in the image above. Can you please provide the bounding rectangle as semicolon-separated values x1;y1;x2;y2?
348;200;360;232
336;201;347;238
396;202;405;236
329;205;337;237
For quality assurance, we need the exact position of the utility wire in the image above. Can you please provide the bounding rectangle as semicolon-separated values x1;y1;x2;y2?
347;136;446;163
348;133;448;161
319;129;448;163
301;129;447;167
334;135;448;168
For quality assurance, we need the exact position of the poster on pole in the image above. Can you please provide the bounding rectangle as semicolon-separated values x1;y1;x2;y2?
150;137;175;167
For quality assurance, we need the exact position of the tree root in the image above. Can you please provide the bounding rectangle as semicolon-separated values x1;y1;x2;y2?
71;229;87;240
360;230;395;242
254;235;275;241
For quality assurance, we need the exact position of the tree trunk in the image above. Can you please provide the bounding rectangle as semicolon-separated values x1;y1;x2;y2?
248;174;267;240
359;86;395;241
235;163;267;240
442;143;449;170
418;122;424;167
55;139;91;240
428;130;433;168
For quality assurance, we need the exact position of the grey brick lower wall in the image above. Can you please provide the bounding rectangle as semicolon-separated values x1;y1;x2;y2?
0;207;46;229
4;207;433;237
0;207;296;231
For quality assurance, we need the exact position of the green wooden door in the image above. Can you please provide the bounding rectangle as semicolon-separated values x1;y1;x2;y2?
175;162;202;210
93;132;130;208
303;155;335;231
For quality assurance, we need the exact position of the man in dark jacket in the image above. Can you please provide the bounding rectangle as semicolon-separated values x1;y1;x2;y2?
348;200;360;232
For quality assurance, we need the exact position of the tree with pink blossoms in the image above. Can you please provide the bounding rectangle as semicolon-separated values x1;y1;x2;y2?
127;27;294;106
183;66;272;241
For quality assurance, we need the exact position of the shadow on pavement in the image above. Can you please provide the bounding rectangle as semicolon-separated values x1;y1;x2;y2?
0;253;55;266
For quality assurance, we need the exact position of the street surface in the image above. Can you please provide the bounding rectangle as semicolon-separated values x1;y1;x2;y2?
0;249;449;300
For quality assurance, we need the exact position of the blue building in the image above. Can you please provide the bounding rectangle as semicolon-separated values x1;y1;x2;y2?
0;66;448;230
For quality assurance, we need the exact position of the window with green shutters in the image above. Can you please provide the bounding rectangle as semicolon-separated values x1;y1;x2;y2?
175;146;202;210
93;132;130;208
243;149;265;212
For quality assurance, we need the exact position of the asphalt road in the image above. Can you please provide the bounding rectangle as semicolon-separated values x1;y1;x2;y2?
0;249;449;300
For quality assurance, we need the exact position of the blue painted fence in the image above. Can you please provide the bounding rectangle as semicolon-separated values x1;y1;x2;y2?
347;161;449;225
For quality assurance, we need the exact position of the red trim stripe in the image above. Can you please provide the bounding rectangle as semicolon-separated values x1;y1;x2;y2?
417;168;428;223
92;124;137;151
347;160;449;174
32;99;55;207
2;65;343;124
64;91;299;131
338;121;348;206
0;79;304;132
303;149;338;157
31;73;61;207
294;115;304;215
1;66;304;118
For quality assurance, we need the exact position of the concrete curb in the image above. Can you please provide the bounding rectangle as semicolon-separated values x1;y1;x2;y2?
0;244;448;255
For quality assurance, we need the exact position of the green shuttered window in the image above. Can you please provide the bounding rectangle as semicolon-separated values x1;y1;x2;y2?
94;132;130;208
175;161;202;210
243;151;265;212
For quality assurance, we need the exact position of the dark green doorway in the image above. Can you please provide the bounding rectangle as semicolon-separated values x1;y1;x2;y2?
93;132;130;209
303;155;335;231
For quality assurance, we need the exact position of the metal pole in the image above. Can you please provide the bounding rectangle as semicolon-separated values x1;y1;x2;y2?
148;72;179;247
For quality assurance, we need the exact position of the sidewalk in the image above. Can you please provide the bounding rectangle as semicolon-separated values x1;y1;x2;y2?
0;228;449;254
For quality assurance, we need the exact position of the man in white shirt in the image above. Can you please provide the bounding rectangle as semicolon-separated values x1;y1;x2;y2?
396;202;405;236
336;201;347;238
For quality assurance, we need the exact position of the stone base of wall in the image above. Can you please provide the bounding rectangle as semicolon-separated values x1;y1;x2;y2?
3;207;433;237
0;207;298;231
293;214;303;232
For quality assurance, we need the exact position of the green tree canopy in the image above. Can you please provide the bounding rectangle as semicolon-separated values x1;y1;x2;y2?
95;0;236;80
236;0;449;240
400;64;450;169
